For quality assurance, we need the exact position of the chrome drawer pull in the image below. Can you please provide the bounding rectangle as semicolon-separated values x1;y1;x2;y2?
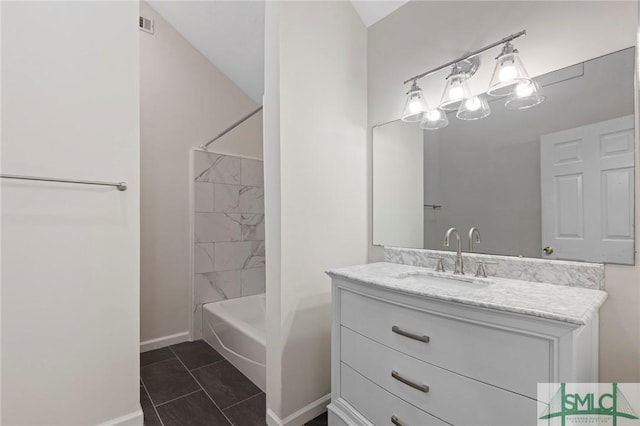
391;370;429;393
391;415;403;426
392;325;430;343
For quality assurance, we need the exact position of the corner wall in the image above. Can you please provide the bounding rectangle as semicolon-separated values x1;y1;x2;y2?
1;2;141;424
140;1;262;346
264;1;368;423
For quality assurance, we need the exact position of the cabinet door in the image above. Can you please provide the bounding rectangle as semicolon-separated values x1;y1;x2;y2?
540;115;634;264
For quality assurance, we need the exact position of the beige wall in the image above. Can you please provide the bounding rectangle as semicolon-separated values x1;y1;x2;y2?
140;1;262;344
1;1;141;424
264;1;368;423
367;1;640;381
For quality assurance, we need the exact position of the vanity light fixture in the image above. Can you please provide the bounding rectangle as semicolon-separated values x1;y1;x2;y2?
401;81;429;122
420;108;449;130
400;30;544;129
487;42;531;96
504;79;545;110
439;64;473;111
457;95;491;120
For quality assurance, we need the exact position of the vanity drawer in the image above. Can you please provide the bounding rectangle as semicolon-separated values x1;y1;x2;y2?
341;326;536;426
341;362;448;426
340;289;550;398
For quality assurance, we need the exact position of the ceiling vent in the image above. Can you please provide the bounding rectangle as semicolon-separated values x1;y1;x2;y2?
139;16;154;34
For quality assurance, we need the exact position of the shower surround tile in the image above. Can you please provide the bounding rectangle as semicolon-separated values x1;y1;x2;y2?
195;213;242;243
194;152;241;184
214;241;265;271
239;187;264;213
241;214;265;241
214;184;264;214
194;243;214;274
241;158;264;187
194;182;214;212
242;267;266;296
193;152;265;337
195;271;242;304
214;184;241;212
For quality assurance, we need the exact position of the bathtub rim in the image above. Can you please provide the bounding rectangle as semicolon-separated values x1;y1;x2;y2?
202;293;266;348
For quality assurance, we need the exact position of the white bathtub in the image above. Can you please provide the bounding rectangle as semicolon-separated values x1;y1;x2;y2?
203;294;266;392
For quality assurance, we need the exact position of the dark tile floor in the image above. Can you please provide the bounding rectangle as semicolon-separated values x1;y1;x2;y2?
140;340;328;426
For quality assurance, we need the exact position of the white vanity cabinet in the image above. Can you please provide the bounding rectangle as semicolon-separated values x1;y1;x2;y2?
327;274;601;426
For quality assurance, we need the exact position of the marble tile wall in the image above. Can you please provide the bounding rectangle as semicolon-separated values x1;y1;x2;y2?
193;151;265;330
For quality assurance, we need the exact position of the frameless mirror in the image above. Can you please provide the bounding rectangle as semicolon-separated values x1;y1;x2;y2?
373;47;635;264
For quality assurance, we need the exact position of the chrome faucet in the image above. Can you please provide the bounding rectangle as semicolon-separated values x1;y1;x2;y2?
444;227;464;274
468;227;481;252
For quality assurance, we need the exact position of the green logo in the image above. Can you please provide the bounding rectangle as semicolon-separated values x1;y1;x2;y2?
539;383;639;425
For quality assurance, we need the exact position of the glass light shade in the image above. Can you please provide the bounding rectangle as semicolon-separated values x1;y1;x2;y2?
420;108;449;130
456;95;491;120
439;73;472;111
401;82;429;122
487;45;531;97
504;79;546;110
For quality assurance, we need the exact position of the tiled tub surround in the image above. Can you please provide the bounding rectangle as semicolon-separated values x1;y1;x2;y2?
384;246;605;290
327;262;607;325
193;151;265;337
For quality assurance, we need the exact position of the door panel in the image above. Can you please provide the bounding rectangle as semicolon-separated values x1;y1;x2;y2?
541;115;634;264
601;168;634;240
554;174;584;239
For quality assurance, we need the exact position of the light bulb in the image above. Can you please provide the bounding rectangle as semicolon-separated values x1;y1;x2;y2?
464;97;481;111
499;64;518;82
515;82;534;97
409;99;422;113
426;109;442;121
449;85;464;100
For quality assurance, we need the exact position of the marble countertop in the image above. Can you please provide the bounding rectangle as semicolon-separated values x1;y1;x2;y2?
326;262;607;325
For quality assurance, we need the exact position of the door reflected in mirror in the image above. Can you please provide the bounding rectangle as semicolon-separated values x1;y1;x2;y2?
372;47;635;265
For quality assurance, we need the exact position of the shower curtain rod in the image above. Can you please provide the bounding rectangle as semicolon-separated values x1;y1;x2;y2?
201;105;263;150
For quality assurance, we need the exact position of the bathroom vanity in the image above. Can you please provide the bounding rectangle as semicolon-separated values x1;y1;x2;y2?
326;259;607;426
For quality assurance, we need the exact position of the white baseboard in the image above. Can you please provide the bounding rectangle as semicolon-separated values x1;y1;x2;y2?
266;394;330;426
140;331;190;353
97;406;143;426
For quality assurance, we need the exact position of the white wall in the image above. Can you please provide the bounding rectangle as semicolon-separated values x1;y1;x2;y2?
264;1;368;423
1;2;141;424
367;1;639;381
140;1;262;345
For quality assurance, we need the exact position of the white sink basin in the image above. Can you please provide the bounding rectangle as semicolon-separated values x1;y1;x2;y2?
393;270;492;289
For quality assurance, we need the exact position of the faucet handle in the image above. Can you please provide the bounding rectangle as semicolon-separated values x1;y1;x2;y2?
474;261;498;278
428;256;446;272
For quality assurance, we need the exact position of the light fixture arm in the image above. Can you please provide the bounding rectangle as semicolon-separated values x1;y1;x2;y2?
403;30;526;85
406;80;419;95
